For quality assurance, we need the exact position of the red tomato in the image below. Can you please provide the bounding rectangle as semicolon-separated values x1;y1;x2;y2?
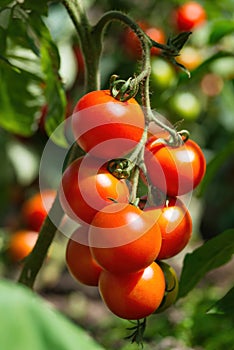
89;202;162;274
66;226;102;286
59;156;129;224
22;189;56;232
123;22;165;59
98;261;165;320
8;230;38;262
72;90;145;160
174;1;206;31
145;197;192;259
145;138;206;196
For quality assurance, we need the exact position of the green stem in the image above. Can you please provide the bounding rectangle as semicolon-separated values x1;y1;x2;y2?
62;0;101;91
18;193;64;288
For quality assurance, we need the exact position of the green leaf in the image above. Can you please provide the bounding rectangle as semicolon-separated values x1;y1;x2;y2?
197;140;234;197
207;286;234;319
0;279;105;350
209;20;234;44
178;229;234;299
40;20;67;148
0;62;43;136
21;0;49;16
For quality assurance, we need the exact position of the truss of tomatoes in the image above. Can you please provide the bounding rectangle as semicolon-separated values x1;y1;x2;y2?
60;89;206;320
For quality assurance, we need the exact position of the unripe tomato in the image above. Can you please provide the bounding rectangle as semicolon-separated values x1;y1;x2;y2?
145;197;192;259
89;202;162;274
66;226;102;286
21;189;56;232
59;156;129;224
155;261;179;313
170;92;201;121
151;57;176;91
98;262;165;320
174;1;206;31
8;230;38;262
72;90;145;160
145;138;206;196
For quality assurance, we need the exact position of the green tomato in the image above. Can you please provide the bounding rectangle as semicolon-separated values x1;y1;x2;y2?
155;261;179;313
170;91;201;121
150;57;176;91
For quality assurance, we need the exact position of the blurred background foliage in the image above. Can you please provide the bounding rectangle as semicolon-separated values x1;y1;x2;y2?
0;0;233;349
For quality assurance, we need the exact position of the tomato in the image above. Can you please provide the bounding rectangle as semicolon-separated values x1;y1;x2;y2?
72;90;145;160
98;261;165;320
123;22;165;59
170;91;201;121
66;226;102;286
145;138;206;196
8;230;38;262
174;1;206;31
151;57;176;92
21;189;56;232
59;156;129;224
176;46;203;72
89;202;162;274
155;261;179;313
145;197;192;259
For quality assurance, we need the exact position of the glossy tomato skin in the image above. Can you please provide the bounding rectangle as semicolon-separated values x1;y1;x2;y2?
22;190;56;232
145;197;192;259
145;138;206;196
66;226;102;286
59;156;129;224
98;261;165;320
89;202;162;274
8;230;38;262
174;1;206;31
72;90;145;160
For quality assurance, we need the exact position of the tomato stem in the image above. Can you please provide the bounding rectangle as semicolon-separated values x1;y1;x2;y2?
18;193;64;288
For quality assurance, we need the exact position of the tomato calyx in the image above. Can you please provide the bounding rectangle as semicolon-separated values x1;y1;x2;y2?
110;74;139;102
125;318;147;346
108;158;135;179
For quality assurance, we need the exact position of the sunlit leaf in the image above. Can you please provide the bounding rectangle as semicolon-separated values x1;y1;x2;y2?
207;286;234;319
178;229;234;299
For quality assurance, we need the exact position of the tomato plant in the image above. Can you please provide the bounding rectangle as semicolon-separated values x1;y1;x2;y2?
72;90;145;159
174;1;206;31
66;226;102;286
21;190;56;232
59;155;129;224
8;230;38;262
145;138;206;196
98;261;165;320
89;202;162;274
145;197;192;259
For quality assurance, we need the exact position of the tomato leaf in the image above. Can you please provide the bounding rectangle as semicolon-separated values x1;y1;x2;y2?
197;140;234;197
0;279;105;350
207;285;234;319
178;229;234;299
0;3;67;145
209;20;234;44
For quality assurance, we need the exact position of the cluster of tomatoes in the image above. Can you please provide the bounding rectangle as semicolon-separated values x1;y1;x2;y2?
59;88;206;320
7;190;56;262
